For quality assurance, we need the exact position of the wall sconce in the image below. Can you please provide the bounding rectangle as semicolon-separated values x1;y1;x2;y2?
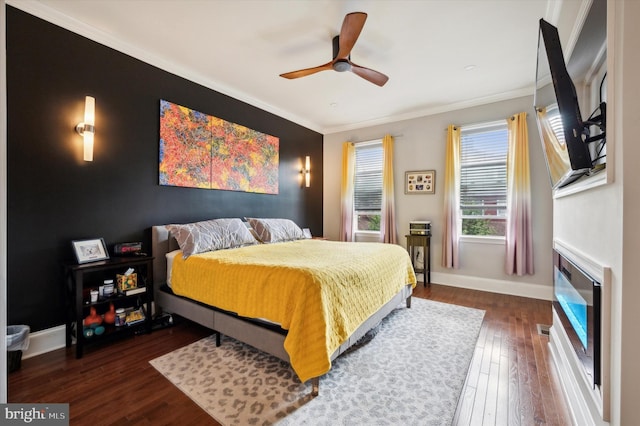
75;96;95;161
302;156;311;187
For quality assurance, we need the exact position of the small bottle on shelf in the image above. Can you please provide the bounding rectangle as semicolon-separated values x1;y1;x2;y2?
115;308;126;327
103;279;115;297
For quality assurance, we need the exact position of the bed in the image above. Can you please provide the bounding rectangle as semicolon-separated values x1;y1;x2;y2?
151;218;416;395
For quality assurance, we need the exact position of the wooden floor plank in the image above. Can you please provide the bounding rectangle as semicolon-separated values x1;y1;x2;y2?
495;349;510;426
9;283;571;425
470;371;489;426
453;378;478;426
481;334;502;425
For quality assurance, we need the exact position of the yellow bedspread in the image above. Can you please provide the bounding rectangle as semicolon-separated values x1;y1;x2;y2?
170;239;416;382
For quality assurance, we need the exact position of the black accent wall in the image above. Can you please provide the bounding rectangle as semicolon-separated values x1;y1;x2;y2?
6;7;323;332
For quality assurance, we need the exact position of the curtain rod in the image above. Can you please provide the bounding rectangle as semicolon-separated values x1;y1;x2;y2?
444;120;503;132
444;114;528;131
351;134;403;145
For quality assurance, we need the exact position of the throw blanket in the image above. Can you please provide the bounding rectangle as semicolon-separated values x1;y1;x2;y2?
170;239;417;382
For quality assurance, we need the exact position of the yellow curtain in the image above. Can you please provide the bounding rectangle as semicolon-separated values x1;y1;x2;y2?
339;142;355;242
536;107;571;185
505;112;534;275
380;135;397;244
442;125;461;268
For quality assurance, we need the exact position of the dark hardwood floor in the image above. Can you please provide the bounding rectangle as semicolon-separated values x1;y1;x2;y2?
416;285;572;426
8;283;571;425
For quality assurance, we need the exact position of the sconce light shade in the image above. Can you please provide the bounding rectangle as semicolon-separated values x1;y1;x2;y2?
75;96;95;161
305;156;311;188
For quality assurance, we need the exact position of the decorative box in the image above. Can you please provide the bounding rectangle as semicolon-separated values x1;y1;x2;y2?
116;273;137;291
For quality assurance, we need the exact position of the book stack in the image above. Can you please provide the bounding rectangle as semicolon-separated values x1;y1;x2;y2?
120;286;146;296
125;308;145;326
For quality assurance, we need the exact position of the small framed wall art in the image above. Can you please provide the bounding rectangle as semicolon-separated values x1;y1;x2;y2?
405;170;435;194
72;238;110;264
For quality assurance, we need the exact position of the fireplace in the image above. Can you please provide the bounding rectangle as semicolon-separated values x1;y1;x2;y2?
553;249;601;389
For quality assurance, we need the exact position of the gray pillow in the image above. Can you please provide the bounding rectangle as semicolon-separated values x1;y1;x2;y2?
246;218;305;243
166;218;257;258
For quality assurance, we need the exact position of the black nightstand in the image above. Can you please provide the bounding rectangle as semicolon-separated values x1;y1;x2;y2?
405;234;431;286
64;256;154;358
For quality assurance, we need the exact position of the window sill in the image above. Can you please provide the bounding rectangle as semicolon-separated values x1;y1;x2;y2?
354;230;380;243
460;235;505;245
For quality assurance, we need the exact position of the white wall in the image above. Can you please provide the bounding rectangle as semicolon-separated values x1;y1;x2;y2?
550;0;640;424
617;1;640;422
324;95;554;299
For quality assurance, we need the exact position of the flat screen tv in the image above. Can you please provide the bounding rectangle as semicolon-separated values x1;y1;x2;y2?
534;19;593;189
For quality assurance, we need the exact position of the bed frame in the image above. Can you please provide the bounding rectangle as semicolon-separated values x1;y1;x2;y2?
151;225;412;395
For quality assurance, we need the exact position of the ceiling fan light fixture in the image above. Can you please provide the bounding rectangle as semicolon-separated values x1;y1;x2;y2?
333;60;351;72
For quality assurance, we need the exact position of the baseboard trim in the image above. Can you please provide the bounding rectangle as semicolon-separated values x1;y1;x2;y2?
22;325;66;360
431;272;553;301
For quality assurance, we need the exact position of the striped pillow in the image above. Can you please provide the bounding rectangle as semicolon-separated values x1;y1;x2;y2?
247;218;305;243
166;218;257;258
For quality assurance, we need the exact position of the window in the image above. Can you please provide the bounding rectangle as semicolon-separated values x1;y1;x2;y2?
460;121;508;237
354;141;383;232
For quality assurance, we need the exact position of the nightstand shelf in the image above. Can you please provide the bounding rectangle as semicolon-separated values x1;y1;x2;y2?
64;256;154;358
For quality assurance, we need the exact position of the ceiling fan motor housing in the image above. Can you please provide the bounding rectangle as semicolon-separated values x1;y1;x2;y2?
332;35;351;72
333;59;351;72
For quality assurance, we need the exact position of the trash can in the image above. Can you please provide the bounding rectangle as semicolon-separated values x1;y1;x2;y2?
7;325;30;373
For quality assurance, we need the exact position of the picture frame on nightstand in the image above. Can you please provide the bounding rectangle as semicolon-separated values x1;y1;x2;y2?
71;238;110;264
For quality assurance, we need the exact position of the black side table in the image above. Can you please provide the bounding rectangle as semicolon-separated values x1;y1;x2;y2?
64;256;154;358
405;234;431;286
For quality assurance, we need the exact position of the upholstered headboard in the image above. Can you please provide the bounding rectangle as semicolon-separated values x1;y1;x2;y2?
151;225;179;287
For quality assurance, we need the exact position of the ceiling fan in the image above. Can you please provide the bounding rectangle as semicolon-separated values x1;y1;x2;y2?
279;12;389;87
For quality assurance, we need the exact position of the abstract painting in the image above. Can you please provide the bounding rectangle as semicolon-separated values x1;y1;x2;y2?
159;100;279;194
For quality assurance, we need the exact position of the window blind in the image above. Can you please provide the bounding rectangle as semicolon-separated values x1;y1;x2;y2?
460;123;508;217
354;143;383;212
546;104;566;145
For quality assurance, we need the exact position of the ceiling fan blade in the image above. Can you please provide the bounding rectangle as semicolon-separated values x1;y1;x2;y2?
280;61;334;79
336;12;367;59
351;63;389;87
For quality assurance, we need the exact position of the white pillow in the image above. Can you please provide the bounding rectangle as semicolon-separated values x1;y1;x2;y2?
165;249;181;287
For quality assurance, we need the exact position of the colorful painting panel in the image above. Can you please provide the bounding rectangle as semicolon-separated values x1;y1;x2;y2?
159;100;279;194
159;101;211;188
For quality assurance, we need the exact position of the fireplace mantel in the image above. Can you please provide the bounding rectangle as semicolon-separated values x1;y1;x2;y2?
554;240;606;284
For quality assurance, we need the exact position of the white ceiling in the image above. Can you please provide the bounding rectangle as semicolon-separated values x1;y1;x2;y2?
13;0;584;134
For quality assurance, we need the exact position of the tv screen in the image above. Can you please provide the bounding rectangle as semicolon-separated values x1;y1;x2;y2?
534;19;593;189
